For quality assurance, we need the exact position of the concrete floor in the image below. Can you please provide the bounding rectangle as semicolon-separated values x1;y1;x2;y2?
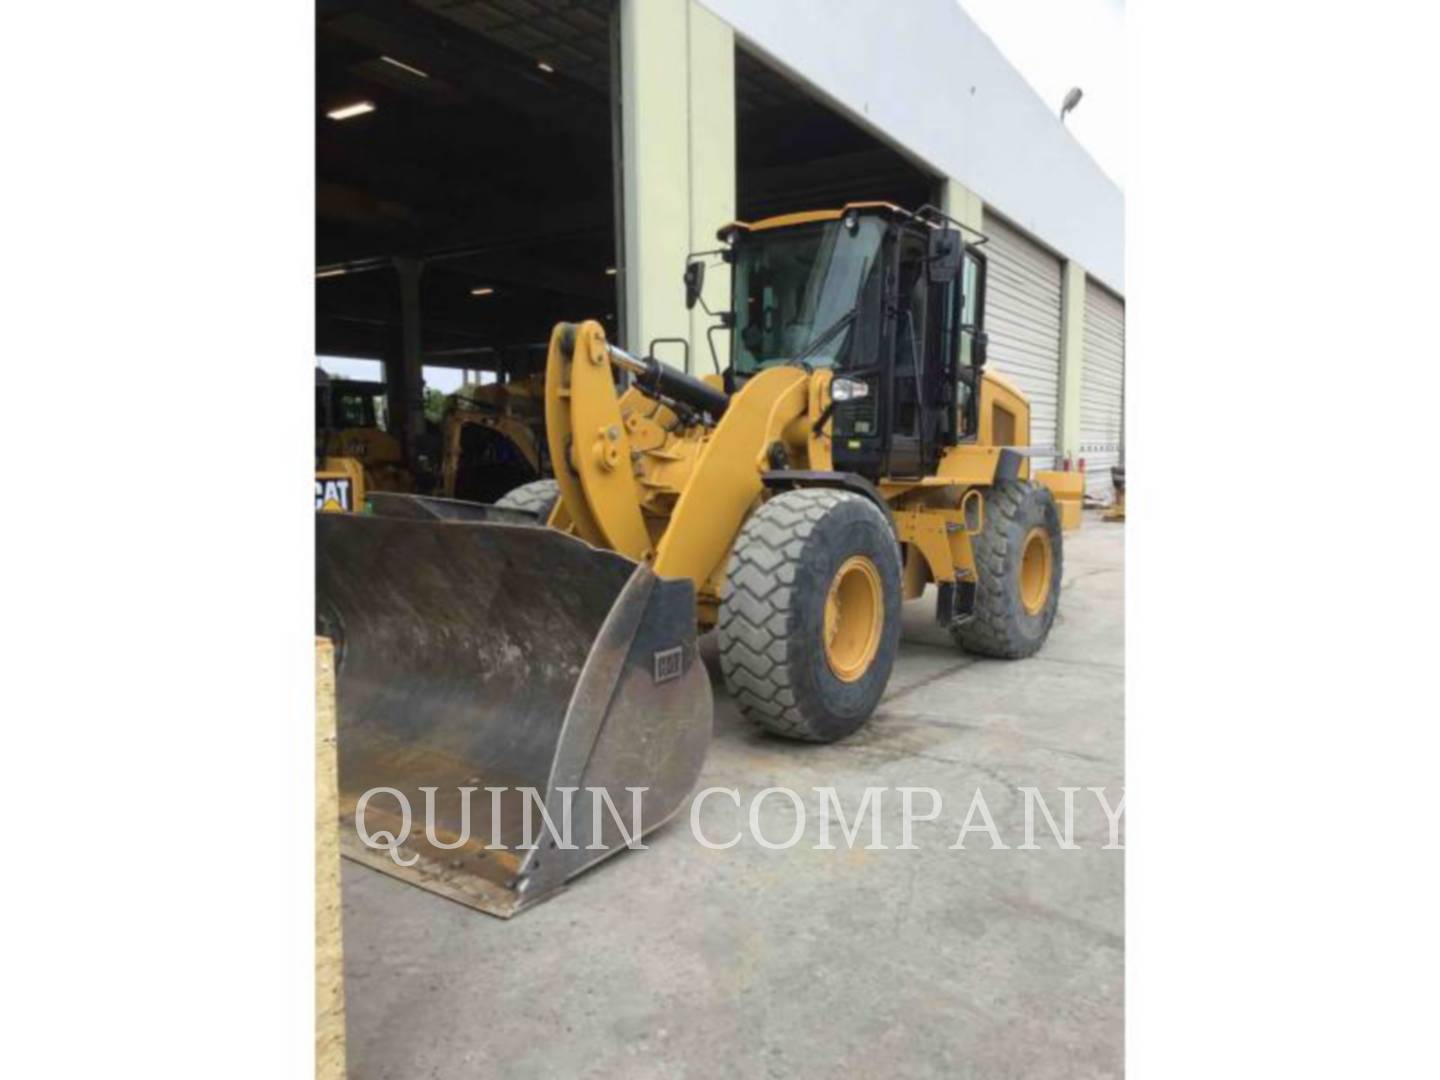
341;512;1124;1079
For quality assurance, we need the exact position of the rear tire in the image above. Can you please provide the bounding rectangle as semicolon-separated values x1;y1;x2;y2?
494;478;559;522
718;489;901;742
952;480;1063;658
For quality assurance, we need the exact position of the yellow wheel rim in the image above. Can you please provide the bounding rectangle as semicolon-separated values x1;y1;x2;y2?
1019;526;1054;615
823;556;884;682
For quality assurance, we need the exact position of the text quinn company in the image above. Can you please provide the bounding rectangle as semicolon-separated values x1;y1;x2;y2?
355;784;1126;866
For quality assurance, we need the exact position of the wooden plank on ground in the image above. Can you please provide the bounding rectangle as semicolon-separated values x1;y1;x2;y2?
316;637;346;1080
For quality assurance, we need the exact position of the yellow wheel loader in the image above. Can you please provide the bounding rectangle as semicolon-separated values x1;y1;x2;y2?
315;370;413;513
317;203;1083;916
437;372;550;505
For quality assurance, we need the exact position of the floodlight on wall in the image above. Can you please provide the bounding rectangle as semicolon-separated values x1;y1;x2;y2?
327;101;375;121
536;61;555;74
1060;87;1084;123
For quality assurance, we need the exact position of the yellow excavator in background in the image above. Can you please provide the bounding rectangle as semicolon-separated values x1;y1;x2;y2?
317;203;1083;916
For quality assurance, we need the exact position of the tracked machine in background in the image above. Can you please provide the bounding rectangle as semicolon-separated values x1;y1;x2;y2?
317;203;1083;915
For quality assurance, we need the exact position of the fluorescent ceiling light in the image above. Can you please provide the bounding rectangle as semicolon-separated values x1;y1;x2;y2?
326;101;375;121
315;267;348;279
536;61;555;73
470;287;495;297
379;55;429;78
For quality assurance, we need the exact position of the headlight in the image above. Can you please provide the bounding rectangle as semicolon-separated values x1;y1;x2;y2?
831;377;870;403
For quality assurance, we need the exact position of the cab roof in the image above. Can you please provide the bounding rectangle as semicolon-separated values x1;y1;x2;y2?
717;201;907;240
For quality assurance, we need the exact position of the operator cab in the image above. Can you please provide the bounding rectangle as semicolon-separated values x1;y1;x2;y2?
706;203;988;480
316;372;389;433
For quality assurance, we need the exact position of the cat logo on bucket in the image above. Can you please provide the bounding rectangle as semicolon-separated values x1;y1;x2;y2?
316;477;354;513
652;645;684;684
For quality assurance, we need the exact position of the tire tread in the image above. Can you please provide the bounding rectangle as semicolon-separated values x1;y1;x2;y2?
718;489;892;741
494;478;559;518
952;480;1062;659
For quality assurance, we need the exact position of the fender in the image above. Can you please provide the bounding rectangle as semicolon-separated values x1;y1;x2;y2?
760;469;897;536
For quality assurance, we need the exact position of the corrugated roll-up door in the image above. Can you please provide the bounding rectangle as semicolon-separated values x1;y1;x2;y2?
982;214;1063;470
1080;280;1125;501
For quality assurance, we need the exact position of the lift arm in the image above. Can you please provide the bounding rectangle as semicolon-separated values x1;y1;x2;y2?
543;320;817;591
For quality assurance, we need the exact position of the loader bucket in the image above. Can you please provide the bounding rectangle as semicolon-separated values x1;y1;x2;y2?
316;495;712;917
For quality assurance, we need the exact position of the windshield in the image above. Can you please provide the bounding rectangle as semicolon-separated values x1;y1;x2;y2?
732;217;885;373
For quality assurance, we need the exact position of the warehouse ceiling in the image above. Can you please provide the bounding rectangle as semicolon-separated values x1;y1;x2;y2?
316;0;618;366
735;45;937;221
315;3;937;370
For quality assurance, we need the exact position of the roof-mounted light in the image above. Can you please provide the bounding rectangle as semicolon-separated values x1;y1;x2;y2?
380;55;429;79
326;101;374;121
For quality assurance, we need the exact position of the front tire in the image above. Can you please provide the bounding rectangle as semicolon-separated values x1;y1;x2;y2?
952;480;1063;658
494;478;559;523
718;489;902;742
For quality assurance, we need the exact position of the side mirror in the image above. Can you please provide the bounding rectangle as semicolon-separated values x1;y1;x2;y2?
927;227;962;283
683;260;706;310
973;330;989;369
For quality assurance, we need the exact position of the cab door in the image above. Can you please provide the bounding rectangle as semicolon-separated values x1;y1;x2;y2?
888;227;968;476
886;230;929;477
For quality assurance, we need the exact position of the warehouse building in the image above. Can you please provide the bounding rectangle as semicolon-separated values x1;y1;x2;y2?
317;0;1125;498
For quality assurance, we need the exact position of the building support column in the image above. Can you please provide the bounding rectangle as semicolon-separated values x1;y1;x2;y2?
388;257;427;471
1058;260;1087;463
620;0;734;373
940;178;983;235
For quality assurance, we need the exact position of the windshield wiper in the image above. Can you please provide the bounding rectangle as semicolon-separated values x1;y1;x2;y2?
790;307;857;367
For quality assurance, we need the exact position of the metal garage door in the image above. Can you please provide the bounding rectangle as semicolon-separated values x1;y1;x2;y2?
982;214;1063;470
1080;280;1125;501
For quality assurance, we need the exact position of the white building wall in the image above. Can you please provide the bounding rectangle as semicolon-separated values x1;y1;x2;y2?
696;0;1124;294
620;0;736;370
